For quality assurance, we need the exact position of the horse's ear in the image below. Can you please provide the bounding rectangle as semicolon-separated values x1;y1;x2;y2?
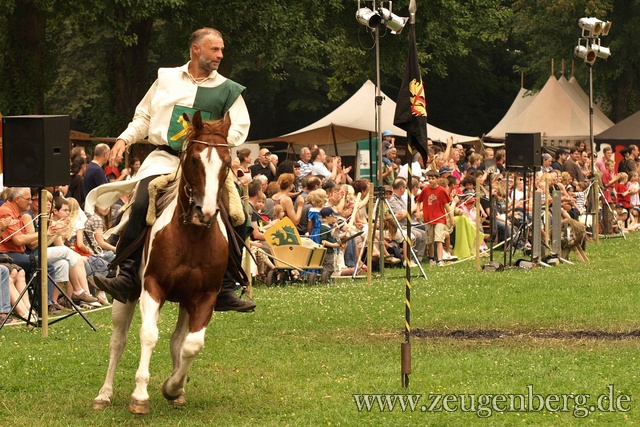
191;110;203;130
182;112;192;124
220;112;231;136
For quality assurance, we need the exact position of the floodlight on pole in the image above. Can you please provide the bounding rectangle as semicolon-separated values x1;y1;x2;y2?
573;16;612;243
355;1;408;34
379;7;409;34
356;7;382;29
578;17;604;36
591;40;611;60
354;0;409;280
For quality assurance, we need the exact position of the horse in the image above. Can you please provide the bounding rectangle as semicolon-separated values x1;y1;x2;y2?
92;111;232;415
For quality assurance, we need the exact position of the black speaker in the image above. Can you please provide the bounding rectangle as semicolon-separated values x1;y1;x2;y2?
2;115;70;187
505;132;541;168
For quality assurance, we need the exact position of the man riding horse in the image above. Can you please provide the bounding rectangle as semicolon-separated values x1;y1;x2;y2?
85;27;255;312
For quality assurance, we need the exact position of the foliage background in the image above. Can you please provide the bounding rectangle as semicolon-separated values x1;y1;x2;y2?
0;0;637;141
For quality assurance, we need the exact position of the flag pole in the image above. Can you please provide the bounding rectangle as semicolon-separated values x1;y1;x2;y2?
400;0;418;389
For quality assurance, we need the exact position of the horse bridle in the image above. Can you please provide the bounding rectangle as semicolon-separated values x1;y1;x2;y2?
179;139;231;227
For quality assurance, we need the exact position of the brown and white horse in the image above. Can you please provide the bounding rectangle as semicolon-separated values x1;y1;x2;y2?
93;111;232;414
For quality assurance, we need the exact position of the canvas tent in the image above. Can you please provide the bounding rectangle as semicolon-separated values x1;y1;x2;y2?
595;109;640;146
484;75;613;148
559;76;614;132
247;80;480;153
484;86;537;145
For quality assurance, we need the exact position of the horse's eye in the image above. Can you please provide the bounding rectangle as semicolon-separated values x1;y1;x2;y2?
191;157;199;167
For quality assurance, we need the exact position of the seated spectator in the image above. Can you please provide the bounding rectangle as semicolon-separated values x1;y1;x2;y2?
126;157;141;180
249;148;276;183
46;197;101;308
68;156;89;208
0;188;71;314
270;173;305;225
311;148;338;182
247;182;275;281
389;178;426;265
297;147;314;186
0;264;17;325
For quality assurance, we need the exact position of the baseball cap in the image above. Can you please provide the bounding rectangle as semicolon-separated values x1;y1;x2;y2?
382;130;393;137
320;207;335;218
439;166;454;175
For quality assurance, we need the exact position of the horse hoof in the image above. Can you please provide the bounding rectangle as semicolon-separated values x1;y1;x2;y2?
162;379;184;402
168;392;187;407
129;398;149;415
93;399;111;410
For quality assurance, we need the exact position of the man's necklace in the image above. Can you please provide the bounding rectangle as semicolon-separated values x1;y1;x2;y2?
188;73;209;85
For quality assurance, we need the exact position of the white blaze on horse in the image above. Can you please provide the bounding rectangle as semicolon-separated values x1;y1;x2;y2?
93;111;232;415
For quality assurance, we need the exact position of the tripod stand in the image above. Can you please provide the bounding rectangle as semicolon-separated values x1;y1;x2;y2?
359;186;427;280
0;188;96;332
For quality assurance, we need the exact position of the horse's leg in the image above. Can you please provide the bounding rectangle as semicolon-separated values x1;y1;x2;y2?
164;305;189;406
162;296;216;403
93;300;137;410
129;288;161;415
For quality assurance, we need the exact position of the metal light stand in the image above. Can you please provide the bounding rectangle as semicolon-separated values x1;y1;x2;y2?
357;0;415;389
575;17;612;243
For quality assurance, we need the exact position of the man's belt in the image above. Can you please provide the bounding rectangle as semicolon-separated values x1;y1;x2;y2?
156;145;181;157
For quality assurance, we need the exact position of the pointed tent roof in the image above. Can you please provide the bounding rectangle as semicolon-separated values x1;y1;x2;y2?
559;75;614;131
595;109;640;146
485;86;537;141
495;75;612;139
247;80;479;147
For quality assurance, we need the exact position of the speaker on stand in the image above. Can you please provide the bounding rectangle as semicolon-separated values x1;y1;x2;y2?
505;132;541;170
2;115;70;187
0;115;93;333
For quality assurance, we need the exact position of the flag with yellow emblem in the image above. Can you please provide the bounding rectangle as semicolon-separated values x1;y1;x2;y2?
393;23;428;161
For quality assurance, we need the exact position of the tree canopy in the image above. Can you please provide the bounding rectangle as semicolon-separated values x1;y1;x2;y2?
0;0;633;140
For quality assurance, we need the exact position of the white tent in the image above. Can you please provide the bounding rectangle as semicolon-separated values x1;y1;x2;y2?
484;75;613;147
558;75;614;132
247;80;480;152
484;86;537;143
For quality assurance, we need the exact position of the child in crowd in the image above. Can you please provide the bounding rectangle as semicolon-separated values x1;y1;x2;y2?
615;172;631;209
319;207;340;280
306;189;327;244
416;170;453;266
573;181;588;215
249;190;276;281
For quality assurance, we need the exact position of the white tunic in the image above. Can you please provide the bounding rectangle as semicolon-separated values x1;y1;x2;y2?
84;63;250;215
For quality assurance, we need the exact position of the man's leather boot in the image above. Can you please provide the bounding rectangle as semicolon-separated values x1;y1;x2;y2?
214;282;256;312
91;260;139;304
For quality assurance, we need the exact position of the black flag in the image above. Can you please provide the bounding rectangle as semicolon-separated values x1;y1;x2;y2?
393;23;428;161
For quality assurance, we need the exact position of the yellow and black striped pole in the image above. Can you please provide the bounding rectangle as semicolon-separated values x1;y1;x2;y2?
402;144;413;388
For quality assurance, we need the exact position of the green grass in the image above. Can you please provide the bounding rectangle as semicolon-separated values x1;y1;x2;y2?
1;233;639;426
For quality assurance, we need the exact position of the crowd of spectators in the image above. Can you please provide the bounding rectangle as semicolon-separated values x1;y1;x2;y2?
2;135;636;323
0;145;140;324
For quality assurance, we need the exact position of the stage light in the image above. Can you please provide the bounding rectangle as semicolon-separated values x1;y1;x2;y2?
591;42;611;60
356;7;382;29
579;17;604;36
574;44;596;65
379;8;408;34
